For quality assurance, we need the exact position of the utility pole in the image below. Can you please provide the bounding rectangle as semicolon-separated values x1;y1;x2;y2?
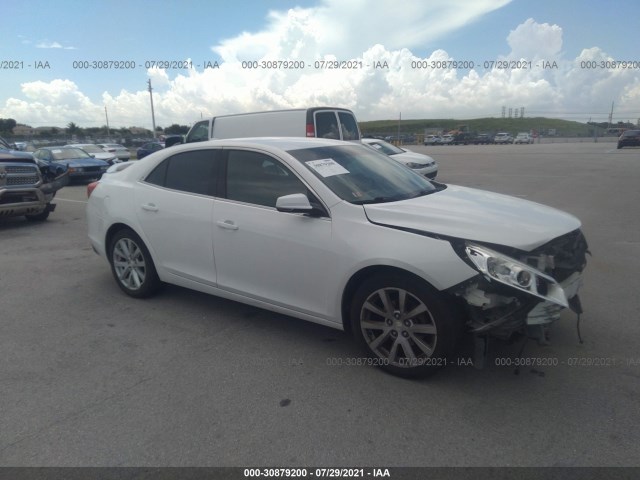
148;79;157;138
104;106;111;140
608;101;614;130
397;112;401;145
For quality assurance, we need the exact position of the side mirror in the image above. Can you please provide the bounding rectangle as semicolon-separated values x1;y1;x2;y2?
277;193;327;217
164;136;183;148
276;193;313;214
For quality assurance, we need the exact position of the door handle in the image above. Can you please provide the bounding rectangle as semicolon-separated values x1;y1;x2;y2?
141;203;159;212
217;220;239;230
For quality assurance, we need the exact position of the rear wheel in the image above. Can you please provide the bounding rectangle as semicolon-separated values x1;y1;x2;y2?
351;273;462;378
108;228;161;298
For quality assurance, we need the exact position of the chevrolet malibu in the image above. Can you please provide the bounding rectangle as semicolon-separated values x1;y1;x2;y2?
86;138;588;377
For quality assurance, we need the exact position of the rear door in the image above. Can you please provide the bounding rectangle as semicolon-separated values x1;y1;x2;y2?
313;110;360;141
134;149;220;285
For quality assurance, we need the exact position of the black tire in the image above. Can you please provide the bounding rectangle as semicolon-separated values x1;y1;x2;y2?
350;273;463;378
108;228;161;298
25;207;50;222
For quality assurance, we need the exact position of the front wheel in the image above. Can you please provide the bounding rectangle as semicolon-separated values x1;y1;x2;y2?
25;206;51;222
351;273;462;378
109;228;161;298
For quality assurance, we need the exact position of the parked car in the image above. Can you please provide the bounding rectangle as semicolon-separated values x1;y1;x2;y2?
494;132;513;144
451;132;475;145
440;134;454;145
474;133;493;145
87;137;588;378
0;136;17;151
514;133;533;144
98;143;131;161
617;130;640;149
362;138;438;179
136;142;164;159
0;151;68;221
67;144;119;165
33;147;109;181
424;135;442;146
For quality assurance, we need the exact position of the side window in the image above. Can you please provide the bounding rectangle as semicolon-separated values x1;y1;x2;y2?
338;112;359;140
185;120;210;143
314;112;340;139
225;150;308;208
145;158;168;187
145;150;218;196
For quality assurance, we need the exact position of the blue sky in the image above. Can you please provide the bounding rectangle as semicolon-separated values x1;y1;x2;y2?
2;0;639;128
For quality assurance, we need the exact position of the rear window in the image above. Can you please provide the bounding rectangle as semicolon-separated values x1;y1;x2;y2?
314;111;360;141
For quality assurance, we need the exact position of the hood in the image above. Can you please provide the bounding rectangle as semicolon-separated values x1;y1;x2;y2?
63;158;109;168
392;150;435;165
91;152;116;160
363;184;581;251
0;149;34;160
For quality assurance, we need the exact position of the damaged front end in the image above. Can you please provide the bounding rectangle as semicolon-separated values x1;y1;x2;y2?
451;229;589;346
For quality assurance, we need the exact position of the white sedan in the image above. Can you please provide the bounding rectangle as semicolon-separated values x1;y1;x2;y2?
67;143;119;165
362;138;438;179
86;137;588;378
98;143;131;161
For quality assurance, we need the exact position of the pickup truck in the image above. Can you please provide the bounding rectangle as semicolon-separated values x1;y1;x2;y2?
0;137;68;221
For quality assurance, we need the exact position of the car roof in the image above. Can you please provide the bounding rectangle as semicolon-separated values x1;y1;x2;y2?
177;136;357;152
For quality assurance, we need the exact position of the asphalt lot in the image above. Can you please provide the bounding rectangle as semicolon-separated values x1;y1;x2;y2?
1;142;639;467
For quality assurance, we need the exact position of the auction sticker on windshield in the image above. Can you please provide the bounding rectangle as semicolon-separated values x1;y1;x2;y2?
306;159;349;177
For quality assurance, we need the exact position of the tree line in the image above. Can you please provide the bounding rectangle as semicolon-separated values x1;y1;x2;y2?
0;118;190;138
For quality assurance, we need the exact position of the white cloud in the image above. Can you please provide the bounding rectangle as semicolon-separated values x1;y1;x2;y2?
4;80;102;126
213;0;511;62
35;41;76;50
506;18;563;60
1;7;639;128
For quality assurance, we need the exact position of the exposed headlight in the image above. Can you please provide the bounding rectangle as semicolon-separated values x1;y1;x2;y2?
405;162;425;169
465;243;568;307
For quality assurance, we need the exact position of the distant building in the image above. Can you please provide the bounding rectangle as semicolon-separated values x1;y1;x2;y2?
12;125;35;136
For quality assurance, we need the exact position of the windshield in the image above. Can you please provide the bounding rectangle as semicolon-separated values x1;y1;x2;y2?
51;148;91;160
288;144;436;205
364;140;404;155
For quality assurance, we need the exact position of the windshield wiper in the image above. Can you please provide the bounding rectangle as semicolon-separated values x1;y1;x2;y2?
354;195;403;205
